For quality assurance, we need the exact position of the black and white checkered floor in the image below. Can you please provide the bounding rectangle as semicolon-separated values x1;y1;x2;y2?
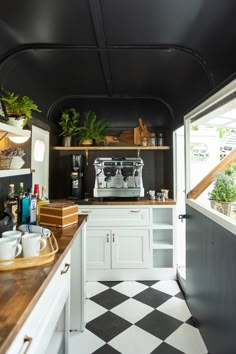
70;280;208;354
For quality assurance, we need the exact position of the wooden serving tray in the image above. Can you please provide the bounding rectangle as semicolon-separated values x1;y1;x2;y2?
0;232;59;271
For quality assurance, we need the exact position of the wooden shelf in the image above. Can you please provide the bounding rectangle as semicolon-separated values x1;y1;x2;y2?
52;146;170;151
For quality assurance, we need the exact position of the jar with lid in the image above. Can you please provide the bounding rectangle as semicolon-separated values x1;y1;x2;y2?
141;136;148;147
157;133;164;146
150;132;157;146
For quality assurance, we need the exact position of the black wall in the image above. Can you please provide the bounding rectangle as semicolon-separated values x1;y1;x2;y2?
49;97;174;200
186;205;236;354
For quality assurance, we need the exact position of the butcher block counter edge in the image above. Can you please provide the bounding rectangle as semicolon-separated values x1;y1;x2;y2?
0;215;87;354
53;197;176;206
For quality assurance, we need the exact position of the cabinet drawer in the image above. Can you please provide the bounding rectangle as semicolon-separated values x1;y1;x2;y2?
79;207;149;227
7;251;71;354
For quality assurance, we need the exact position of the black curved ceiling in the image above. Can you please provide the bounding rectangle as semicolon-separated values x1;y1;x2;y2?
0;0;236;129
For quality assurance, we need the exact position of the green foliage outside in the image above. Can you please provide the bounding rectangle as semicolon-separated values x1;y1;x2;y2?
59;108;81;136
209;165;236;202
0;88;41;126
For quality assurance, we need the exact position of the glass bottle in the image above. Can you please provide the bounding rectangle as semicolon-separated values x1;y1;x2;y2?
157;133;164;146
7;184;18;224
150;133;157;146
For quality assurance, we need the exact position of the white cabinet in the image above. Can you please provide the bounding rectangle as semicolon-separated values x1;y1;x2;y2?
112;228;149;268
6;220;87;354
79;205;176;280
6;251;71;354
87;228;110;269
87;228;149;270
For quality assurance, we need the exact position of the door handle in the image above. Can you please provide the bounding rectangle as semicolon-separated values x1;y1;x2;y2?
130;210;140;213
107;233;110;242
178;214;189;222
113;233;115;242
61;263;70;274
20;336;32;354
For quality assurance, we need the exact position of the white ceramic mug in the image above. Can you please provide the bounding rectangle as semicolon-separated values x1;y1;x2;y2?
2;230;22;243
0;238;22;261
22;233;47;257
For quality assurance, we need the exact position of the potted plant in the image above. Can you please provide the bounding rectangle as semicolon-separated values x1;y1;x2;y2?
0;88;41;128
59;108;81;146
79;111;108;145
209;168;236;216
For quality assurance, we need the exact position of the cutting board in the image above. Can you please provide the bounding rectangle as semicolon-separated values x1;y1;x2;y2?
119;130;134;144
134;118;150;145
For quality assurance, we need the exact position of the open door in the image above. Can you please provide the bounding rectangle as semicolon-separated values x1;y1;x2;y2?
183;79;236;353
173;126;186;286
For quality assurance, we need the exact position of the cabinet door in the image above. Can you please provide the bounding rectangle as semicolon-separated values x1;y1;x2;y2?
87;229;111;269
112;228;150;269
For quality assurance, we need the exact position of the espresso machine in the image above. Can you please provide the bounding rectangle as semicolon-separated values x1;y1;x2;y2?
69;154;84;200
93;157;144;199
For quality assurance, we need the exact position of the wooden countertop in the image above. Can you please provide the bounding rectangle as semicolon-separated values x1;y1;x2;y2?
0;215;87;354
90;198;176;205
54;197;176;206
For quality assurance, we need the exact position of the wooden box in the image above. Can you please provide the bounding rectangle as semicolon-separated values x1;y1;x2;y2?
40;202;78;227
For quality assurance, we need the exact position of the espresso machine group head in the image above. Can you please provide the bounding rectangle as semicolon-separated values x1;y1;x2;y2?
93;157;144;199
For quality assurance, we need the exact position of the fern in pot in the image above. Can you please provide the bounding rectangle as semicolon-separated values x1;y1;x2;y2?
79;111;108;146
209;168;236;216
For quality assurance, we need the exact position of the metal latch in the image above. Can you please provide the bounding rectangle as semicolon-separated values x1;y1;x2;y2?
178;214;189;222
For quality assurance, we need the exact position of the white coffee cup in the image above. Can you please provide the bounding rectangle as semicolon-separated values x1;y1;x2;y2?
2;230;22;243
0;238;22;261
22;233;47;257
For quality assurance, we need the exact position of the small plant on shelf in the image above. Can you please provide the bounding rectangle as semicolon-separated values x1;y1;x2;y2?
79;111;108;145
0;88;41;128
59;108;81;137
209;166;236;216
59;108;81;146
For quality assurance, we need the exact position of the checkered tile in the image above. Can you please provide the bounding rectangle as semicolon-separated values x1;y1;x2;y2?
69;281;208;354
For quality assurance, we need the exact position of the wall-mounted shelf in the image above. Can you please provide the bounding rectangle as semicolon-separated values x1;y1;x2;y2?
0;168;32;178
0;122;31;141
52;145;171;164
52;146;170;151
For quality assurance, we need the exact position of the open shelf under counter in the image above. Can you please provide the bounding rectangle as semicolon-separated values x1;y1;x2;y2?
0;168;32;178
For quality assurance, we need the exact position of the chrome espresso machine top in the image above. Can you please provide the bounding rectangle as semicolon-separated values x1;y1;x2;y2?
93;157;144;199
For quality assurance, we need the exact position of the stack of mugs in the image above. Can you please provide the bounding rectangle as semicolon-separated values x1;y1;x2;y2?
0;230;47;264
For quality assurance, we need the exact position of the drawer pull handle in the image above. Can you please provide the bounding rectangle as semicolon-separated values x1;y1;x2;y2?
22;335;32;354
107;234;110;242
130;210;141;213
113;233;115;242
81;210;92;213
61;263;70;275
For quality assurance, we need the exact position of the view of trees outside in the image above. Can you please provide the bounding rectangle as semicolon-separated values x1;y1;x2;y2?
189;126;236;203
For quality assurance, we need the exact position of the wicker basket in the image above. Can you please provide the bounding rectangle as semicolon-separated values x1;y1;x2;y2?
0;156;13;170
